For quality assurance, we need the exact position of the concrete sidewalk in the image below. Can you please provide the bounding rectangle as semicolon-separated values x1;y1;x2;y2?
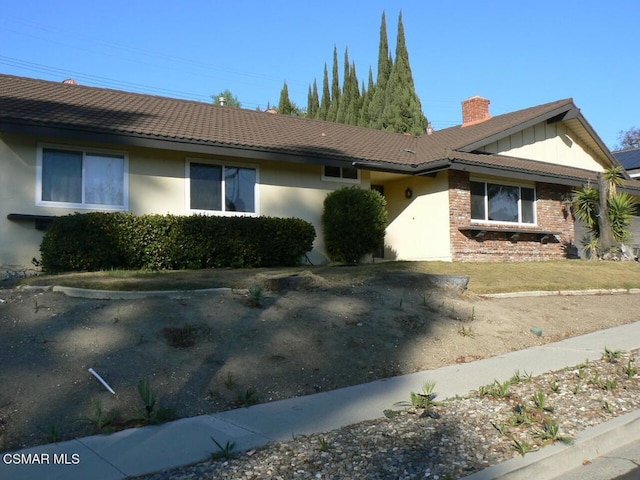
2;321;640;480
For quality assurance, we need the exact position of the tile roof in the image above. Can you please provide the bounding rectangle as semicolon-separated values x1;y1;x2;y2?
0;74;618;186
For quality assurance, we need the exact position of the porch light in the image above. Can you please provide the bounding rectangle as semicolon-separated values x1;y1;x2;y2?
405;187;413;199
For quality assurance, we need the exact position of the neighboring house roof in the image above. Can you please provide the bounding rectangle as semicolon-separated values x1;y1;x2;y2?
1;73;637;191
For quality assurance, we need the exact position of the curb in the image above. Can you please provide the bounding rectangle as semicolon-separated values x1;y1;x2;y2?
461;409;640;480
480;288;640;299
50;285;245;300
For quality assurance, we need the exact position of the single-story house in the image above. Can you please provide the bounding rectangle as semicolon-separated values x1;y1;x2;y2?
2;73;640;274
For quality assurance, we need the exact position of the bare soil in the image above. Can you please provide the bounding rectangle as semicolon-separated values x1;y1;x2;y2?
1;270;639;452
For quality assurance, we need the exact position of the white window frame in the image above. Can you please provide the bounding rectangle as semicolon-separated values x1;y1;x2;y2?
36;143;129;211
321;165;360;184
185;158;260;216
470;177;537;226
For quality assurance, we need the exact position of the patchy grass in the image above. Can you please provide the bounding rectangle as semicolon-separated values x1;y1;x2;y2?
16;260;640;295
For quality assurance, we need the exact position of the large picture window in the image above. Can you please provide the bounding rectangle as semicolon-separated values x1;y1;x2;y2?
470;180;535;224
38;146;127;209
187;160;257;214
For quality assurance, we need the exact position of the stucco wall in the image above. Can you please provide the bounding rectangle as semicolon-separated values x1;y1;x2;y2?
384;171;452;261
449;170;575;261
479;121;606;172
0;133;371;270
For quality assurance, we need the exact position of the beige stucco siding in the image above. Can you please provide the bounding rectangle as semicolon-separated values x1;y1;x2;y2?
480;121;606;172
0;134;377;269
383;171;451;261
0;135;44;271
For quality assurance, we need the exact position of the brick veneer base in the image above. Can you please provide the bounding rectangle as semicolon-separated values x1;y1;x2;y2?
448;170;575;261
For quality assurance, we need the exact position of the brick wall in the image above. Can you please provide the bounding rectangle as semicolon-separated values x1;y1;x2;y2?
462;96;491;126
448;170;575;261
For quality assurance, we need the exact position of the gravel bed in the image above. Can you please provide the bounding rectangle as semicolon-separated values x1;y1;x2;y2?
135;349;640;480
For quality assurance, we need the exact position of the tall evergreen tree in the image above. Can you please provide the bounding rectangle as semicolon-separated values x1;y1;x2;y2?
317;64;331;120
381;11;428;135
307;79;319;119
346;61;361;125
368;12;392;128
336;48;352;123
359;67;375;127
327;46;341;122
278;81;295;115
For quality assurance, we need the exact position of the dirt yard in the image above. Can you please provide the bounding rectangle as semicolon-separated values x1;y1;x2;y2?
1;270;639;452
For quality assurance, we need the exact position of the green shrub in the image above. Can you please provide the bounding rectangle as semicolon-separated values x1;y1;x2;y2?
39;212;315;272
322;186;387;264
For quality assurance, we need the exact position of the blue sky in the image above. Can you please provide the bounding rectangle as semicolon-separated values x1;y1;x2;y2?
1;0;638;149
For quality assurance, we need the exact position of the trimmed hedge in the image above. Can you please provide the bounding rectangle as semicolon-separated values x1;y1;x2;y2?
39;212;316;272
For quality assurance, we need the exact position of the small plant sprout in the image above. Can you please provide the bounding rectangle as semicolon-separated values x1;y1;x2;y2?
602;346;622;363
400;381;444;410
549;378;561;394
491;380;511;399
40;424;60;443
511;370;533;384
136;378;175;425
458;325;474;338
572;381;584;395
533;418;573;445
491;421;510;437
603;401;614;415
224;372;237;390
532;390;555;412
247;285;265;308
602;378;618;391
509;404;534;427
512;438;536;457
318;437;332;451
211;437;236;460
236;388;259;407
623;358;638;379
138;378;157;421
89;397;119;433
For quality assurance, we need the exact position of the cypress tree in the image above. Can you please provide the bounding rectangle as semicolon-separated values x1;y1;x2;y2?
359;67;375;127
317;64;331;120
307;79;319;119
336;48;352;123
381;11;427;135
368;11;392;129
346;61;361;125
327;46;341;122
278;81;294;115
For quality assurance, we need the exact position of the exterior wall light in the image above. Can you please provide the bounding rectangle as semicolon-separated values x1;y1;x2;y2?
405;187;413;199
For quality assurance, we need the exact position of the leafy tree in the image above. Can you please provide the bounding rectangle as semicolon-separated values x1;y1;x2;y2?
614;127;640;151
380;11;428;135
322;186;387;264
211;89;241;107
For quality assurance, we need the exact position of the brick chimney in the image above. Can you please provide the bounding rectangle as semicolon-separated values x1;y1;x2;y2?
462;96;490;127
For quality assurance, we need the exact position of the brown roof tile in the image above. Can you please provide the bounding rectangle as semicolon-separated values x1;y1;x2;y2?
0;74;614;185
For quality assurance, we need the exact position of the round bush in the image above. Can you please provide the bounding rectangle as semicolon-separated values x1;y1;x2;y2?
322;186;387;264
